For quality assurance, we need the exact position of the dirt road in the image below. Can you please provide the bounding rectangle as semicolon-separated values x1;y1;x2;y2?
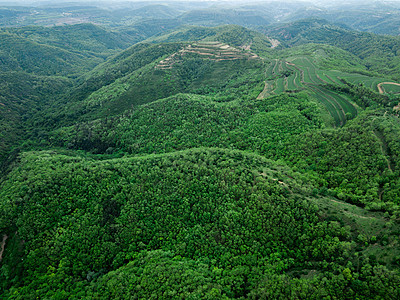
377;82;400;94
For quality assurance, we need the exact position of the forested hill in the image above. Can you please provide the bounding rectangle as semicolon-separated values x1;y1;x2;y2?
0;23;149;173
1;17;400;299
3;23;136;54
0;23;139;77
0;29;100;77
31;25;271;128
0;21;192;173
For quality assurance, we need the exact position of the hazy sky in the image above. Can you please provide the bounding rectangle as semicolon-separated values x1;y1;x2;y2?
3;0;400;6
5;0;398;3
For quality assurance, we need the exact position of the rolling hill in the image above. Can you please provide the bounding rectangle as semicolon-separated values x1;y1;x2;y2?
32;25;271;128
146;24;272;55
0;22;155;170
117;4;183;20
0;29;101;77
3;23;136;54
1;13;400;299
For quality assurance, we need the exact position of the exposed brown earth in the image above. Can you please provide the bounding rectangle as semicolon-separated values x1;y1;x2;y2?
267;37;281;48
257;82;270;99
240;42;252;51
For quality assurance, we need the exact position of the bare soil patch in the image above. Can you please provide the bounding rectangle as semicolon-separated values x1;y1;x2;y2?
267;37;281;48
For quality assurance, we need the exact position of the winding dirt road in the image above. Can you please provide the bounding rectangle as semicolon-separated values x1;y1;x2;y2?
377;82;400;94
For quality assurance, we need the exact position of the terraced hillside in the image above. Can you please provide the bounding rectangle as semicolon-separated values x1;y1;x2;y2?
156;41;259;69
258;56;400;126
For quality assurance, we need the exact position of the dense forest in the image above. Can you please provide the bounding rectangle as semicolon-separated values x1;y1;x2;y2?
1;0;400;299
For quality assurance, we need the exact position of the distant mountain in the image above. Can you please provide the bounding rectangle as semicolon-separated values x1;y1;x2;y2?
282;3;400;36
115;4;183;20
119;18;183;41
178;8;270;27
0;7;30;26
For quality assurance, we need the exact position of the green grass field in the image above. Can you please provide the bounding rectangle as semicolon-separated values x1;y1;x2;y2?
307;84;345;126
293;69;303;88
266;60;276;77
287;56;397;93
287;72;298;90
259;57;360;126
319;86;358;117
274;77;286;94
272;59;279;75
